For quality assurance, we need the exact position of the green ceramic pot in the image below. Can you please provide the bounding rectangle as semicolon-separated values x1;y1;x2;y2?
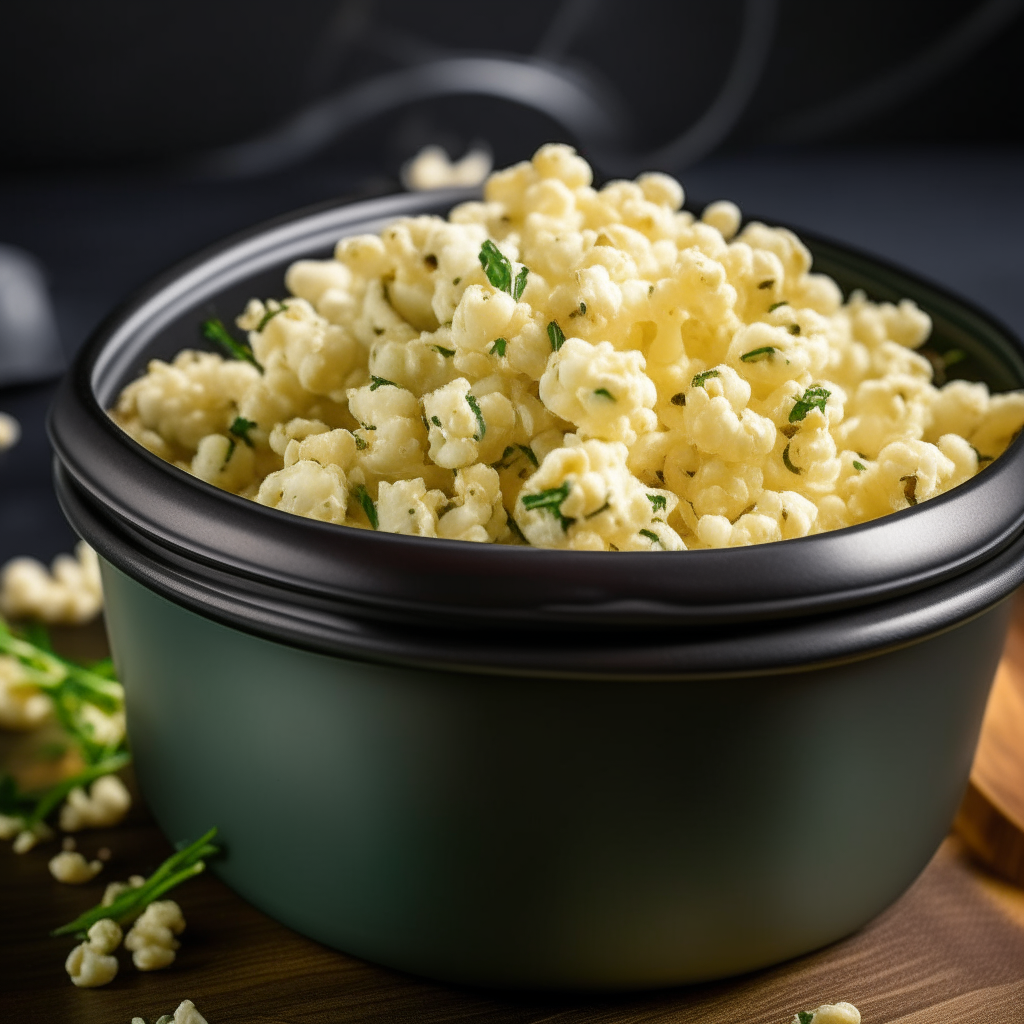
48;190;1024;990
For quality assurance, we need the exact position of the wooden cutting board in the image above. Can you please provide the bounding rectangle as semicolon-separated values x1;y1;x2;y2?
954;592;1024;885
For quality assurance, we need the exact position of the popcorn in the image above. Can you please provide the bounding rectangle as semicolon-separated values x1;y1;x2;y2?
0;541;103;625
107;143;1024;551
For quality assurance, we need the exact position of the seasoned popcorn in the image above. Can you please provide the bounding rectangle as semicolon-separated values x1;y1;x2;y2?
110;145;1024;550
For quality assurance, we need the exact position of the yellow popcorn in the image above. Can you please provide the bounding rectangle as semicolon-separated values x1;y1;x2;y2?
109;143;1024;550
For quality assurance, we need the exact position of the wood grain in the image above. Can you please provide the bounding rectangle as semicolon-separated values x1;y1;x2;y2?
954;592;1024;885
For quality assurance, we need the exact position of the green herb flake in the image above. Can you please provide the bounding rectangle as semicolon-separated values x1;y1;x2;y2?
783;443;801;475
354;436;368;450
670;392;686;406
222;438;236;466
513;266;530;302
352;483;379;529
430;415;443;428
585;501;611;520
740;346;776;363
200;318;263;373
466;394;486;441
521;482;574;531
789;385;831;422
478;240;513;293
256;303;288;332
901;474;918;506
517;444;539;467
490;337;507;357
758;279;775;290
798;1013;815;1024
768;300;789;312
970;444;993;464
943;348;966;367
432;345;456;357
788;323;801;335
853;460;867;471
579;301;587;314
691;369;721;388
229;416;257;447
547;320;566;352
593;388;616;400
639;528;660;545
369;375;399;391
453;276;461;285
647;494;667;513
424;253;438;269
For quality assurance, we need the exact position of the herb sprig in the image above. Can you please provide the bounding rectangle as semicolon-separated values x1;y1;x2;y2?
478;241;529;300
789;385;830;422
200;319;263;373
521;482;574;531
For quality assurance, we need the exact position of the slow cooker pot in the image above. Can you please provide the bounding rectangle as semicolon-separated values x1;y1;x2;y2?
48;189;1024;990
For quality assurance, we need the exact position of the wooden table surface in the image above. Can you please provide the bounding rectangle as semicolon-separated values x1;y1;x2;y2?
3;628;1024;1024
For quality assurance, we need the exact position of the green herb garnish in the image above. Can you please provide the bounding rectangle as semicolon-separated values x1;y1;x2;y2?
943;349;966;366
758;279;775;290
639;528;660;545
200;318;263;373
229;416;257;447
424;254;438;269
670;392;686;406
521;482;574;530
431;416;443;428
256;303;288;332
798;1013;815;1024
517;444;539;467
466;394;486;441
970;444;993;464
352;483;379;529
547;320;566;352
789;385;830;422
354;436;368;450
691;369;720;388
478;240;512;292
490;337;507;357
783;443;801;475
593;388;615;400
740;346;776;363
52;827;219;939
585;501;611;519
853;460;866;471
579;301;587;314
369;376;399;391
788;323;801;335
505;513;530;545
513;266;529;301
768;300;789;312
432;345;455;358
647;494;667;513
222;438;236;466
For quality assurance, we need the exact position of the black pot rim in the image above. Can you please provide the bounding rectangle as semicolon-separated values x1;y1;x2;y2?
47;187;1024;649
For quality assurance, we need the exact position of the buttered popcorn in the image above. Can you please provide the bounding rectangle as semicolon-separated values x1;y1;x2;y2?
111;145;1024;550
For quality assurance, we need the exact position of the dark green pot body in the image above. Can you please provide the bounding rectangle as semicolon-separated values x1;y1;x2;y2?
101;560;1007;991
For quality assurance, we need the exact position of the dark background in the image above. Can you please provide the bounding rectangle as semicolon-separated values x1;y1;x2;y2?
2;0;1022;564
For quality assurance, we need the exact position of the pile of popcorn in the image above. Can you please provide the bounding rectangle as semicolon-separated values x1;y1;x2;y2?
110;144;1024;551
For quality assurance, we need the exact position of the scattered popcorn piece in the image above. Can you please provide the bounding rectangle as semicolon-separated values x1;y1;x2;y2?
102;873;146;906
0;410;20;450
65;921;123;989
793;1002;861;1024
60;773;132;832
172;1000;209;1024
0;541;103;624
125;900;186;971
49;849;104;884
0;653;51;730
0;813;24;840
13;820;54;853
87;917;124;954
403;145;493;191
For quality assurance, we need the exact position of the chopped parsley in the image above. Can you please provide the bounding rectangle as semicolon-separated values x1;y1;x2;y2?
639;528;660;545
490;337;507;357
585;501;611;519
758;279;775;290
740;346;776;363
478;240;530;300
354;435;368;450
852;460;866;471
768;300;789;312
200;318;263;373
505;513;530;545
901;474;918;506
798;1013;815;1024
670;392;686;406
521;482;574;530
788;323;801;335
783;443;801;475
518;444;539;467
789;385;830;422
256;303;288;332
691;369;720;388
593;388;615;400
369;375;399;391
547;320;566;352
647;494;667;513
430;415;443;428
579;301;587;314
432;345;456;357
222;438;236;466
229;416;257;447
466;394;486;440
513;266;530;301
970;444;993;464
352;483;378;529
453;276;461;285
